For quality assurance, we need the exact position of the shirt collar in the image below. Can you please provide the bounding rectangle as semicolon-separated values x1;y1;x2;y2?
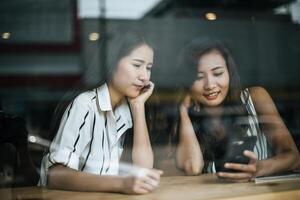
96;83;132;124
96;83;112;111
115;98;132;128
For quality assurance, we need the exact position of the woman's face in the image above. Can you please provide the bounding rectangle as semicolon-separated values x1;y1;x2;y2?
110;44;154;98
190;50;229;107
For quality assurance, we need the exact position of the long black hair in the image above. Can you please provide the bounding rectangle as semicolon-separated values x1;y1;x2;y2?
176;38;250;165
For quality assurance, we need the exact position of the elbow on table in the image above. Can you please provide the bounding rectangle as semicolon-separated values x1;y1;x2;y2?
291;150;300;170
47;165;69;190
47;170;62;189
183;160;203;176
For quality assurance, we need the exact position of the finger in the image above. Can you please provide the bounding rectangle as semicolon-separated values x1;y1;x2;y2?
142;82;154;95
224;163;256;173
148;81;154;88
243;150;257;159
133;185;149;195
183;94;191;105
136;178;156;192
139;174;159;188
217;172;252;180
153;169;164;175
146;81;154;92
145;169;162;181
243;150;257;164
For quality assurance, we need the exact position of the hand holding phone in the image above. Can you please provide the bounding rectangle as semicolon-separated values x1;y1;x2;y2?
216;150;258;182
215;135;257;173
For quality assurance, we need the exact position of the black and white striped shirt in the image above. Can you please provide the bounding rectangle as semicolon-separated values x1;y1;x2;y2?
39;83;132;186
241;88;269;160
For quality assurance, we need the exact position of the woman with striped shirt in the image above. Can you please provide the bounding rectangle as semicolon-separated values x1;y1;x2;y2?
174;38;299;182
39;29;162;194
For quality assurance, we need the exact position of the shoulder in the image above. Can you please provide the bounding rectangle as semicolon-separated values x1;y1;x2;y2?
247;86;272;103
73;89;97;108
247;86;277;115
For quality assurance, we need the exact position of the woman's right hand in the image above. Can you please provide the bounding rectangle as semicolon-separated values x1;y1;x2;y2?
128;81;154;107
120;168;163;194
180;94;200;114
217;150;258;182
180;94;192;113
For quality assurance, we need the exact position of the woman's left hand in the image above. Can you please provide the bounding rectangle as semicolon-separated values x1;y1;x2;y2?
217;150;258;182
128;81;154;106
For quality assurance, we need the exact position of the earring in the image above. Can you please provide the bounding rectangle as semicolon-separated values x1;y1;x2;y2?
193;101;201;112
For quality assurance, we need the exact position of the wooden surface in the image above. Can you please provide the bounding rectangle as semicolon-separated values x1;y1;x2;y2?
1;174;300;200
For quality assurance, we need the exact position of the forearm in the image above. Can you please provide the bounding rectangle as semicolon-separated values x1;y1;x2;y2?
48;165;123;192
249;87;300;177
256;150;299;177
176;108;203;175
257;124;299;176
176;142;203;175
130;103;154;168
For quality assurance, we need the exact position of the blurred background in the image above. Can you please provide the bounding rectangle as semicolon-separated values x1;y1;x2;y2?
1;0;300;186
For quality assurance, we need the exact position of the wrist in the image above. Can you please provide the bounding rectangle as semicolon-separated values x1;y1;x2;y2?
113;176;126;193
130;102;145;112
179;105;189;117
255;160;270;177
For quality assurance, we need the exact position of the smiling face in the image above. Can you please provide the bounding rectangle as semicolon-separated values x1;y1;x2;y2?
109;44;154;99
190;50;230;107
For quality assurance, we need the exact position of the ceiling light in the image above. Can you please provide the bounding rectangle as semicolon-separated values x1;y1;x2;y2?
205;13;217;21
89;32;100;41
28;136;37;143
2;32;11;39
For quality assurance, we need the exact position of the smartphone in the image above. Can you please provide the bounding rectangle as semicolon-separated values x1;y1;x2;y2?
215;135;257;172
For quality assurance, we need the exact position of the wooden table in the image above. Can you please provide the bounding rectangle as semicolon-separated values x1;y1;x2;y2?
1;174;300;200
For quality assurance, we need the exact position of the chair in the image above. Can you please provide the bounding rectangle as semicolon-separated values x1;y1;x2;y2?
0;111;39;187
